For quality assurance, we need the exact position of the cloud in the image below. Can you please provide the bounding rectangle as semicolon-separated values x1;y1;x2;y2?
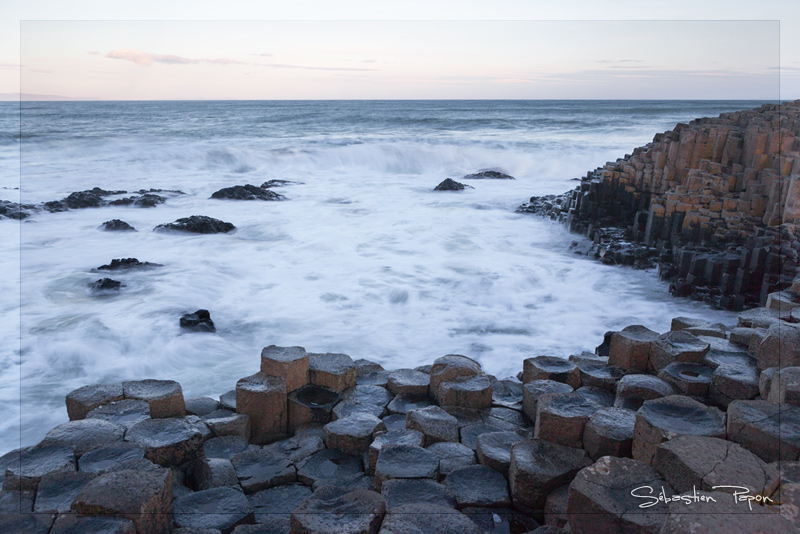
87;51;101;56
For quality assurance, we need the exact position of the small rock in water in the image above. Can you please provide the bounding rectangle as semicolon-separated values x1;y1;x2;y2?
90;278;122;292
100;219;136;231
261;179;298;188
97;258;162;271
154;215;236;234
434;178;473;191
180;310;216;333
462;170;515;180
210;184;286;201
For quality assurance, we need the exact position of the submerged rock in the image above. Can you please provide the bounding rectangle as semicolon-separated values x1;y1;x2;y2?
434;178;473;191
90;278;122;292
180;309;216;333
154;215;235;234
463;170;515;180
100;219;136;231
210;184;285;201
0;200;35;219
97;258;162;271
261;179;298;188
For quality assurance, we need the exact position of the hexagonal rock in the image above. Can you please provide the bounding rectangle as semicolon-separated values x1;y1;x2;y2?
78;442;146;474
659;490;796;534
235;372;287;445
288;385;340;433
380;478;456;510
49;515;136;534
708;363;759;407
260;345;309;393
522;380;573;423
230;448;296;493
72;468;172;534
354;359;384;376
220;389;237;411
296;449;363;488
386;394;431;415
758;323;800;370
760;367;779;399
460;422;510;450
406;405;459;445
122;379;185;419
482;406;532;430
476;431;526;475
575;360;625;391
380;414;406;432
608;325;660;372
32;470;96;513
768;366;800;405
613;374;675;411
378;503;483;534
508;438;592;513
174;486;254;532
368;429;425;472
738;307;790;328
374;444;440;490
437;375;492;409
567;456;674;534
534;392;598;449
65;384;123;420
203;435;251;460
86;399;151;428
489;377;524;410
426;442;477;477
308;352;357;393
37;419;125;457
247;483;312;525
443;406;483;428
443;465;510;509
386;369;429;397
727;399;800;462
702;349;756;370
290;485;385;534
185;396;220;417
429;354;483;401
657;362;713;397
356;370;390;387
523;356;580;388
263;433;325;465
543;483;569;529
125;417;204;466
341;385;394;412
647;330;710;372
670;316;709;331
684;323;727;339
203;410;251;439
583;407;636;461
323;412;385;455
332;401;385;421
192;457;239;490
652;435;777;497
632;395;726;465
574;386;615;408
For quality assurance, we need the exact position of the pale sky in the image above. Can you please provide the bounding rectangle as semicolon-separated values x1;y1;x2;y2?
1;0;799;100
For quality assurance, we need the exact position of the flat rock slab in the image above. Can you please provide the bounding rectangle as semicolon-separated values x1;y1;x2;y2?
426;442;477;477
460;422;510;450
369;429;425;472
262;434;325;465
648;330;709;371
296;449;363;488
522;380;573;422
230;449;296;493
32;470;96;513
380;478;456;510
247;483;312;524
380;414;407;432
386;369;430;397
583;407;636;460
437;375;492;409
406;405;459;445
482;406;532;430
726;399;800;462
86;399;151;428
260;345;309;393
290;486;385;534
489;377;524;409
203;411;251;439
125;417;204;466
657;362;713;397
653;435;777;497
174;487;255;533
574;386;615;408
122;379;185;418
288;385;340;432
185;396;220;417
323;412;385;455
309;352;357;393
476;431;526;475
614;374;675;411
235;372;287;445
709;363;759;407
567;456;674;534
535;392;598;449
38;419;125;457
608;325;660;372
429;355;483;401
3;445;75;491
386;394;431;415
575;360;625;391
65;384;123;420
444;465;511;509
378;503;483;534
204;436;251;460
341;385;394;410
523;356;580;388
508;438;592;513
49;515;136;533
375;444;440;490
193;457;239;490
333;401;385;420
461;507;540;534
659;490;796;533
633;395;726;465
72;468;172;534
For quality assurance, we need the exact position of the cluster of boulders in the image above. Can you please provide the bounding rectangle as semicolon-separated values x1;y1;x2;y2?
2;303;800;533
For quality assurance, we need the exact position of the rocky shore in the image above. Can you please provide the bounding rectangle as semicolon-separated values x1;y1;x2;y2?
520;100;800;311
2;301;800;533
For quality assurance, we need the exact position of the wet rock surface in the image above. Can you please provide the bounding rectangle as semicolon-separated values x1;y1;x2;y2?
462;170;515;180
97;258;163;271
90;277;122;292
180;310;217;333
434;178;473;191
174;487;255;532
86;399;151;428
230;448;295;493
443;464;511;509
309;352;356;393
406;405;460;445
290;485;385;534
154;215;236;234
726;399;800;462
65;384;124;420
125;418;203;466
101;219;136;231
523;356;580;388
380;478;456;510
210;184;285;201
379;503;484;534
122;379;185;418
37;419;125;457
374;444;439;490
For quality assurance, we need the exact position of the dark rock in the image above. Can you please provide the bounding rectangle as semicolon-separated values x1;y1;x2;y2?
333;401;385;420
426;441;477;477
260;345;309;393
757;323;800;370
77;442;146;475
608;325;660;372
387;368;430;397
648;330;710;371
462;170;515;180
32;470;95;513
49;515;136;533
186;396;220;417
0;200;34;219
354;359;384;376
260;179;297;188
210;184;285;201
482;406;531;430
381;478;456;510
235;372;288;445
375;444;440;490
63;188;116;209
230;448;296;493
378;503;483;534
290;486;385;534
462;507;540;534
726;399;800;462
309;352;357;393
574;386;615;408
708;363;759;407
380;414;407;432
614;374;675;411
86;398;151;428
247;483;312;525
437;375;492;410
72;468;172;534
534;392;598;449
430;355;483;401
192;457;239;490
406;406;460;445
434;178;473;191
65;383;124;420
296;449;363;488
97;258;162;271
583;407;636;460
203;410;250;438
180;309;217;333
657;362;713;397
123;378;185;418
203;436;251;460
489;377;524;410
522;380;573;422
460;422;509;451
174;487;255;533
263;434;325;466
543;484;569;529
125;418;203;466
341;385;394;412
288;385;340;433
0;513;54;534
386;394;431;415
37;419;125;457
90;278;122;291
368;429;425;472
523;356;580;388
659;490;796;533
575;360;625;391
475;431;526;476
444;465;510;509
154;215;236;234
220;390;237;411
356;369;390;387
323;412;385;455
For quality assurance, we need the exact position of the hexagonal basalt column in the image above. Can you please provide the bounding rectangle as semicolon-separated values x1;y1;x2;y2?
523;356;580;388
437;375;492;409
235;372;287;445
429;354;483;402
287;384;340;434
260;345;309;393
122;379;185;419
308;352;357;393
534;392;598;449
608;325;659;372
648;330;710;372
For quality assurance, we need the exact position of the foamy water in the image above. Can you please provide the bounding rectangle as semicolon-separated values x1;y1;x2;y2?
0;100;759;454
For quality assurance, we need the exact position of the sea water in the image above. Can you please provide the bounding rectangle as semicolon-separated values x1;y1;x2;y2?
0;100;761;454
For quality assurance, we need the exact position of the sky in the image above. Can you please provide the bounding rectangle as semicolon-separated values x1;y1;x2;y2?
1;0;799;100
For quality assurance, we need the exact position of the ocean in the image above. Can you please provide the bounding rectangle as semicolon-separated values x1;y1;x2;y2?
0;100;762;454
